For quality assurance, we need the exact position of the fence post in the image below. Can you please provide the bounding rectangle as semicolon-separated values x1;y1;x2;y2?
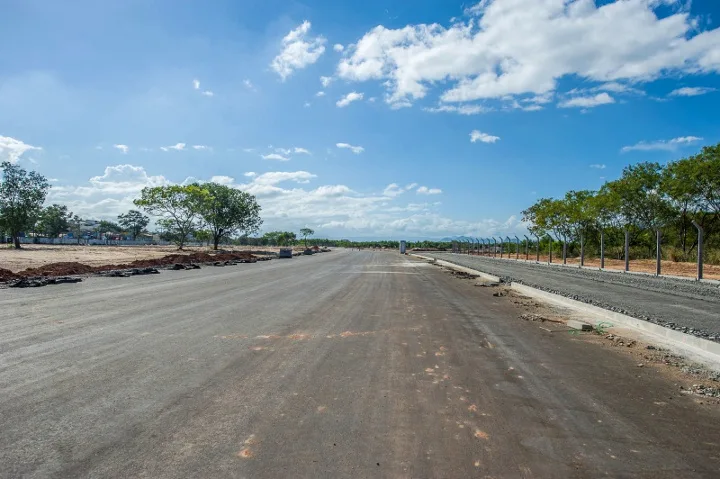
515;236;520;260
562;236;567;265
500;238;504;259
535;235;540;262
548;236;553;264
524;235;530;261
492;237;497;258
580;233;584;267
692;221;704;280
656;229;662;276
600;230;605;269
624;229;630;272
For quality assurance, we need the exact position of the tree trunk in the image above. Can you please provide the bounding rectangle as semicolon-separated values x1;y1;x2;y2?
13;235;21;249
213;237;220;250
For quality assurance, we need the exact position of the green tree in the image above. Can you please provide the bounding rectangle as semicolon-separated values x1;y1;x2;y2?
134;184;207;249
300;227;314;247
118;209;150;240
194;229;213;246
0;161;50;249
197;183;263;250
37;204;71;239
68;214;83;244
262;231;296;246
98;220;123;234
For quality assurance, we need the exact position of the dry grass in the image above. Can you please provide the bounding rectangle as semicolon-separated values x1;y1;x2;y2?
0;244;306;273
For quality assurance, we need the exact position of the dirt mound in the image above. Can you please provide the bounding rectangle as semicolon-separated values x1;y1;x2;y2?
4;251;257;282
0;268;20;282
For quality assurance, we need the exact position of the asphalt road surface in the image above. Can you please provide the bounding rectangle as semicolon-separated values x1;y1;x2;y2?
420;252;720;339
2;250;719;478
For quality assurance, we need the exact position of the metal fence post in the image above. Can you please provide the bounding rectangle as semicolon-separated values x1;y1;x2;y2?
656;229;662;276
500;237;504;259
600;230;605;269
524;235;530;261
548;235;553;264
492;237;497;258
624;229;630;272
562;236;567;265
692;221;704;280
535;234;540;262
580;233;584;267
515;236;520;260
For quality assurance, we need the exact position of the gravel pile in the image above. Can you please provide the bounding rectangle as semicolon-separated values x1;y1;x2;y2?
422;252;720;342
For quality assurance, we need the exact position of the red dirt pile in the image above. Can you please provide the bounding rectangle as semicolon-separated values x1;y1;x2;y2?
3;251;256;281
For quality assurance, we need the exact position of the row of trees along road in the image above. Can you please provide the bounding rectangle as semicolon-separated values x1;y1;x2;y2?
0;161;263;250
522;142;720;263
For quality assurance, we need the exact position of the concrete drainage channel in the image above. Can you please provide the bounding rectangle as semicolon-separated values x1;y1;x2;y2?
411;253;720;371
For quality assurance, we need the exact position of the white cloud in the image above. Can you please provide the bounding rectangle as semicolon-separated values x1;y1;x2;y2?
596;82;644;95
244;172;257;177
336;91;364;107
621;136;703;152
590;164;606;169
333;43;345;52
243;79;255;90
201;90;214;97
192;145;210;150
424;104;489;115
336;142;364;154
160;143;186;152
113;144;129;154
417;186;442;195
558;92;615;109
469;130;500;144
210;175;235;185
320;76;333;87
271;21;326;80
304;101;311;108
262;153;290;161
316;91;326;97
336;0;720;108
294;147;311;155
0;136;42;164
192;79;200;90
669;87;717;97
383;183;404;197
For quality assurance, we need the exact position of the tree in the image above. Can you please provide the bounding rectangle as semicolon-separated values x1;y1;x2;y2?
68;214;84;244
0;161;50;249
134;184;207;249
197;183;263;250
118;209;150;240
194;229;212;246
37;204;71;239
98;220;122;234
262;231;296;246
300;227;315;247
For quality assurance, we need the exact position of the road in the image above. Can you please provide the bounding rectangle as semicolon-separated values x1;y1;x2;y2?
419;252;720;340
1;250;719;478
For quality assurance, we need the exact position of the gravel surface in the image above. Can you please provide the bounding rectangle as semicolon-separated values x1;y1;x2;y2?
420;252;720;342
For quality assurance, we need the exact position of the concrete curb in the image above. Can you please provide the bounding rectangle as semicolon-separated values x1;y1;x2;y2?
510;283;720;370
417;253;720;370
410;254;501;283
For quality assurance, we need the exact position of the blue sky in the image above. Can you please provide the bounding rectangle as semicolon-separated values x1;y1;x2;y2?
1;0;719;239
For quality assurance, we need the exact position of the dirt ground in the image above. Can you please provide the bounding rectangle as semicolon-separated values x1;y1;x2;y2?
469;252;720;280
0;245;305;273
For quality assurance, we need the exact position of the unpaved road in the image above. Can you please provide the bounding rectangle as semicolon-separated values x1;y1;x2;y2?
1;250;719;478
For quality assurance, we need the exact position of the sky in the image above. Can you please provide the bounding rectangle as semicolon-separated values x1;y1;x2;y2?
1;0;719;240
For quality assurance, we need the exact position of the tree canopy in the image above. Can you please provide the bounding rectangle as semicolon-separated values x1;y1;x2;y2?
0;161;50;248
118;209;150;240
37;204;71;239
197;183;262;250
134;184;207;249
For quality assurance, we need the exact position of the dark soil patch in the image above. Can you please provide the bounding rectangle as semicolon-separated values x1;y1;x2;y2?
2;251;257;283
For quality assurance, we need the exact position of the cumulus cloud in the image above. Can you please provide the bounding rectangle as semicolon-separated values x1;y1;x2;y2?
336;142;364;154
424;104;489;115
201;90;214;97
320;76;333;87
469;130;500;143
271;21;326;80
336;91;364;107
160;143;186;152
192;79;200;90
0;136;42;164
262;153;290;161
192;145;210;150
669;87;717;97
383;183;404;197
559;92;615;108
293;147;311;155
336;0;720;109
243;79;255;90
113;144;129;154
417;186;442;195
621;136;703;152
316;91;326;97
590;164;606;169
333;43;344;52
